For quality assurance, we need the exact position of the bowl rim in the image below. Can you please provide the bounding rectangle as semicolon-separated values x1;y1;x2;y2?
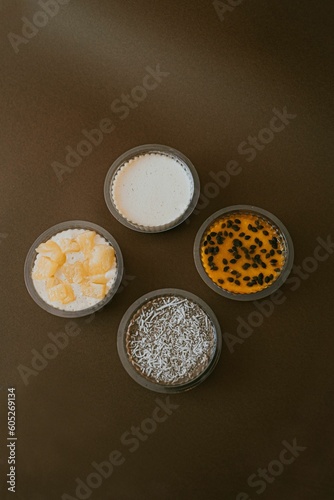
24;220;124;318
117;288;222;393
193;205;294;301
104;144;200;233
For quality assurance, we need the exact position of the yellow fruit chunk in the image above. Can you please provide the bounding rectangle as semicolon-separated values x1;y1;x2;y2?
58;238;80;253
36;240;65;265
88;245;115;274
62;262;85;284
46;277;61;289
76;231;96;256
32;256;59;280
88;274;109;284
82;259;90;276
48;283;75;304
81;281;106;299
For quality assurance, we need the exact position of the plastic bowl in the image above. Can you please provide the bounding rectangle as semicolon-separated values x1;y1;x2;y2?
117;288;222;393
24;220;124;317
104;144;200;233
194;205;294;301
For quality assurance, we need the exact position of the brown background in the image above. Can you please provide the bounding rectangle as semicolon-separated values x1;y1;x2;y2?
1;0;334;499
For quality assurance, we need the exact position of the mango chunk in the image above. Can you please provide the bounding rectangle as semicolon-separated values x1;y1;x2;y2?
62;262;85;284
48;283;75;304
82;259;90;275
88;245;115;274
32;256;59;280
88;274;109;284
76;231;96;257
46;277;61;289
80;281;106;299
36;240;65;265
58;238;80;253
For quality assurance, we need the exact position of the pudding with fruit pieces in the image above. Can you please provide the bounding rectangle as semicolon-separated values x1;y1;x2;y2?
32;229;117;311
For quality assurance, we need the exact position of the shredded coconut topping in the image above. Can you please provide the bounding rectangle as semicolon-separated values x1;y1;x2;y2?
126;295;216;385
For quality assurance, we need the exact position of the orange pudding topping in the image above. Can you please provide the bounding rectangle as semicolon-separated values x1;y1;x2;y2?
200;213;286;294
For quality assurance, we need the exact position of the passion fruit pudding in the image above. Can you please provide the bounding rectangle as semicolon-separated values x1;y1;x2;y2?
194;206;294;300
200;214;285;294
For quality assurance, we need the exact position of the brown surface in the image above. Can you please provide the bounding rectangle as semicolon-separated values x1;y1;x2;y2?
1;1;334;499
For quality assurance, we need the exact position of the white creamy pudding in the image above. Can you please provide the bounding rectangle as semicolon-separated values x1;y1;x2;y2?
111;153;194;228
32;229;117;311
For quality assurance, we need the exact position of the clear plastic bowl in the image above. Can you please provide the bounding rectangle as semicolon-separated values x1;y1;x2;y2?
117;288;222;393
104;144;200;233
194;205;294;301
24;220;124;317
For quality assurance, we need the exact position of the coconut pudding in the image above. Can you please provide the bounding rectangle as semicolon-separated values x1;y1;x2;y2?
111;153;194;229
125;294;217;386
31;229;117;311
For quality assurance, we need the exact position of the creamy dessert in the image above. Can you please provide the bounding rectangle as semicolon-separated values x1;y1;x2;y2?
125;295;217;386
111;153;194;228
200;213;286;294
32;229;117;311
